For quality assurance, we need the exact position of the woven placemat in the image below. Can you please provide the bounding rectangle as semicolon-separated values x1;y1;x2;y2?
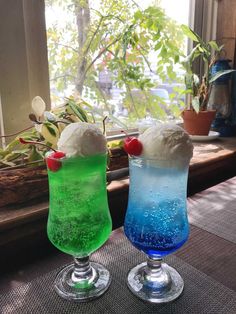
187;177;236;244
176;225;236;292
1;231;236;314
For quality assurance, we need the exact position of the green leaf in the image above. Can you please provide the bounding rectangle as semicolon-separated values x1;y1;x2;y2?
209;69;236;83
0;149;10;158
174;55;179;63
160;46;167;57
184;44;201;66
44;122;57;137
198;46;205;53
181;25;200;42
208;41;219;51
67;99;87;122
218;44;225;52
28;147;43;162
154;41;162;51
12;149;29;154
107;140;124;149
184;73;193;89
147;19;153;28
179;100;186;108
134;10;142;20
77;105;88;122
4;152;21;162
5;138;22;151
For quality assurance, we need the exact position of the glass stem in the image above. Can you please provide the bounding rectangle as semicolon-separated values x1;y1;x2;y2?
147;256;162;270
143;257;171;292
71;256;97;286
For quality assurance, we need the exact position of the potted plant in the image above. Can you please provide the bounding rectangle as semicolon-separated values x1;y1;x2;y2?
180;25;235;135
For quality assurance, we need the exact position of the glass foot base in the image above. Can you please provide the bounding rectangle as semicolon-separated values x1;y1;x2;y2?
127;262;184;303
54;262;111;302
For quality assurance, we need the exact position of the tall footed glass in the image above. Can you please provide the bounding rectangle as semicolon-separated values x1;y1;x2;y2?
47;153;112;302
124;156;190;303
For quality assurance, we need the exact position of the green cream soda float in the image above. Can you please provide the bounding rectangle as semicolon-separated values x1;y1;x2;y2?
45;122;112;302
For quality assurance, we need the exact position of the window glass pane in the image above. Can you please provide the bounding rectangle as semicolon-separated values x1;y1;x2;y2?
45;0;191;131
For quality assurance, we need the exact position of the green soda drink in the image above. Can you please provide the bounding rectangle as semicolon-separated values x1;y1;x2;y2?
20;120;112;301
47;153;112;257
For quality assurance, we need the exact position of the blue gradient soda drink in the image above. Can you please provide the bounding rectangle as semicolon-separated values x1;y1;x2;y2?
124;123;193;304
124;157;189;258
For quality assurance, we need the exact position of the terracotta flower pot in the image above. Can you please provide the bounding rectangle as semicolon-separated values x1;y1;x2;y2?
181;110;216;136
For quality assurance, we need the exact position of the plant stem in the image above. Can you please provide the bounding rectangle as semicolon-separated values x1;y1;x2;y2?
103;116;107;135
19;138;57;153
0;126;34;138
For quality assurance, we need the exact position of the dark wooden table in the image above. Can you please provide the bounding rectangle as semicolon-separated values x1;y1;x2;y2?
1;176;236;313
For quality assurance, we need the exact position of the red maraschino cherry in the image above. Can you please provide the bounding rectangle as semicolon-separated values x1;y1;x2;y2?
46;151;65;172
122;131;143;156
19;138;65;172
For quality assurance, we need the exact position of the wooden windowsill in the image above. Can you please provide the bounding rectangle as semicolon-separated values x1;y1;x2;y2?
191;138;236;167
1;137;236;230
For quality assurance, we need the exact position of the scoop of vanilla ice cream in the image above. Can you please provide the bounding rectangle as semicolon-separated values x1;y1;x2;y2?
57;122;107;157
139;123;193;168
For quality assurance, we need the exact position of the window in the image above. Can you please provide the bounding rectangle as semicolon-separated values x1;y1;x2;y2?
0;1;222;150
45;0;192;130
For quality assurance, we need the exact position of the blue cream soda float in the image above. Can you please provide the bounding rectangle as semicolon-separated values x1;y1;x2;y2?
124;123;193;303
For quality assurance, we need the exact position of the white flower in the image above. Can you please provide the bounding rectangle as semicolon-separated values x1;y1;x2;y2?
31;96;46;118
